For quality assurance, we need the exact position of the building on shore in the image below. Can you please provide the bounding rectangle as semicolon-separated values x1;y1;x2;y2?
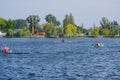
35;30;46;35
0;31;2;37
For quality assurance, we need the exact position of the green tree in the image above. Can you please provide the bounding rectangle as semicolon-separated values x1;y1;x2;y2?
76;26;82;35
117;27;120;36
65;24;77;37
7;29;14;37
5;19;15;30
56;27;64;37
110;20;119;35
63;13;75;27
100;17;110;29
22;26;30;35
114;27;120;36
45;14;60;26
42;23;54;37
5;19;15;37
69;13;75;25
14;19;27;29
102;28;110;36
26;15;40;35
35;24;42;31
0;17;6;32
51;28;57;36
91;27;99;37
14;29;25;37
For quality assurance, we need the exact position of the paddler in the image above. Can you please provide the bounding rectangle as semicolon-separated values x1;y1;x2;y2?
95;42;101;47
4;45;9;54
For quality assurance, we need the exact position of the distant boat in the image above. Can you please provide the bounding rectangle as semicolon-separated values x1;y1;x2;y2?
0;50;29;54
54;39;71;43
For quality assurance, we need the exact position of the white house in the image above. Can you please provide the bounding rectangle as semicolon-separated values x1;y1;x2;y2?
0;31;2;37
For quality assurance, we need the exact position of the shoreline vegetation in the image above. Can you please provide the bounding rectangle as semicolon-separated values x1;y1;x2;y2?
0;14;120;38
3;35;120;38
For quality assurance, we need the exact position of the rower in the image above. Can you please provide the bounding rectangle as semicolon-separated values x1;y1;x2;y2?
95;42;101;47
4;45;9;54
95;42;104;47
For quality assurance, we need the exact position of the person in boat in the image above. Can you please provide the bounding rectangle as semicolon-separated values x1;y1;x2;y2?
4;45;9;54
95;42;101;47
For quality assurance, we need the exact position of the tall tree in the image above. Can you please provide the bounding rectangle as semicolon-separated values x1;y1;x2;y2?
42;23;54;37
100;17;110;29
5;19;15;37
14;19;27;29
56;27;64;37
91;27;99;37
26;15;40;35
69;13;74;25
114;27;120;36
45;14;60;26
63;13;75;35
102;28;110;36
22;26;30;35
76;24;88;35
65;24;77;37
110;20;119;35
7;29;14;37
5;19;15;30
63;13;75;27
0;17;6;32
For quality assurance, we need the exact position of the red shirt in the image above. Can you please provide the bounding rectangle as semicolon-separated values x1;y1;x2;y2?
4;47;9;54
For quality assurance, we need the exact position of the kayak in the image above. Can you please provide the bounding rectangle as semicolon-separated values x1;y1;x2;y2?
82;46;111;48
8;52;30;54
0;52;30;54
0;50;29;54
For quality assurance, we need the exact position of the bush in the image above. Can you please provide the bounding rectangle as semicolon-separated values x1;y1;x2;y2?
6;29;14;37
14;29;25;37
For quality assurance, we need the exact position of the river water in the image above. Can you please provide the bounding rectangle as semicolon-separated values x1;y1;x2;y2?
0;38;120;80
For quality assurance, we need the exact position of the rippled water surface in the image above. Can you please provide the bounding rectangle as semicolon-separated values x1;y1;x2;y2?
0;38;120;80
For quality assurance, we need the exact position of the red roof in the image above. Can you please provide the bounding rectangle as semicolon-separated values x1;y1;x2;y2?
35;31;45;35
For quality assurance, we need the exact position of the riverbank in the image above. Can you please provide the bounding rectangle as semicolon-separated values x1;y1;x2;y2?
2;35;120;38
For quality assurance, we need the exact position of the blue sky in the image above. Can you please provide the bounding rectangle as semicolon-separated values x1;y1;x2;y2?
0;0;120;28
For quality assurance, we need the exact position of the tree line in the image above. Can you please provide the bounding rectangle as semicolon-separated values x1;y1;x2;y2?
91;17;120;37
0;14;119;37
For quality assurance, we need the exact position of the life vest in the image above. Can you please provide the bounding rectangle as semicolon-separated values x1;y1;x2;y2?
4;47;9;54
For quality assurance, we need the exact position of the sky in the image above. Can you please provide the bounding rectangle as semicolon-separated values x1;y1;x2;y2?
0;0;120;28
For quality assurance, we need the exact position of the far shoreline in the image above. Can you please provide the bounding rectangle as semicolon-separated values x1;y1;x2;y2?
2;35;120;38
